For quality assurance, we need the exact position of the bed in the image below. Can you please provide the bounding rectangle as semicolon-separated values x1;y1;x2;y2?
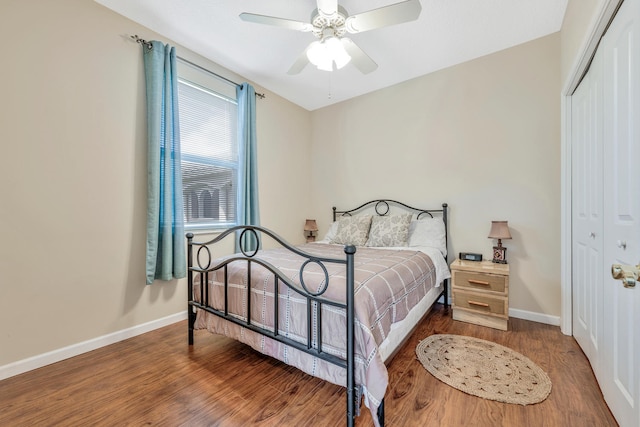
186;200;450;426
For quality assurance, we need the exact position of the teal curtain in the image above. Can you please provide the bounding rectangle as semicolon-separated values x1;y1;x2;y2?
143;41;186;284
235;83;260;253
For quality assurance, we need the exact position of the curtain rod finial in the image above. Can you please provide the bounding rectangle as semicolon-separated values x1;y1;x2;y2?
131;34;152;50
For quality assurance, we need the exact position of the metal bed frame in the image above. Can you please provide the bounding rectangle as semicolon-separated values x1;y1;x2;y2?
186;200;449;426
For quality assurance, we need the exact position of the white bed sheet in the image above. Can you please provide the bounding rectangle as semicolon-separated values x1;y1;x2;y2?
379;284;442;361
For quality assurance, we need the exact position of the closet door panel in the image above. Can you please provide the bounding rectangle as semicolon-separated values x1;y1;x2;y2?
601;0;640;424
571;48;603;369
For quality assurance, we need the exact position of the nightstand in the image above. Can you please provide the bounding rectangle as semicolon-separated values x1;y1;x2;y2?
450;259;510;331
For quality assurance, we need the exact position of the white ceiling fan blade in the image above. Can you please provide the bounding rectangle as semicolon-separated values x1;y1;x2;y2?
345;0;422;33
240;13;313;32
287;46;311;75
317;0;338;17
341;38;377;74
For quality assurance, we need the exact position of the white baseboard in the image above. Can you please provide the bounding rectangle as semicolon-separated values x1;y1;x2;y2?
509;308;560;326
0;311;188;381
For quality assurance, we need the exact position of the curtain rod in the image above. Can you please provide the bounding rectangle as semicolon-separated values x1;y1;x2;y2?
131;35;265;99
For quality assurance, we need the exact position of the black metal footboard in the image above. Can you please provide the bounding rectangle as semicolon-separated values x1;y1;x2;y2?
186;226;361;427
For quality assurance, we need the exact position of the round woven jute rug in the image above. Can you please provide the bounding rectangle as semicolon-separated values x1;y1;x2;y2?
416;334;552;405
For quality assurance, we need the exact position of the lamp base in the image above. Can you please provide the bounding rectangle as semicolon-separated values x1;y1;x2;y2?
492;246;508;264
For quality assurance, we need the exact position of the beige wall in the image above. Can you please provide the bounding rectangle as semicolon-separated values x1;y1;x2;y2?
0;0;311;366
560;0;607;86
310;33;562;318
1;0;579;370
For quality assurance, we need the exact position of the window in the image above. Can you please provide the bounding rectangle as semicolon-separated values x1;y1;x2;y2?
177;62;238;230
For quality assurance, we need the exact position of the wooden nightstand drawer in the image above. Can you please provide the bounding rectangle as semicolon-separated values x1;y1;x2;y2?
450;259;510;330
452;290;508;317
453;271;506;293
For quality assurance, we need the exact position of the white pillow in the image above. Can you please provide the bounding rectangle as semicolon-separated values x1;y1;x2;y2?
407;217;447;256
365;214;412;247
322;221;339;242
330;215;372;246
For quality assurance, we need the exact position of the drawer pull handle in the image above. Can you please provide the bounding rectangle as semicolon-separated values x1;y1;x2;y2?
468;300;490;308
468;279;490;286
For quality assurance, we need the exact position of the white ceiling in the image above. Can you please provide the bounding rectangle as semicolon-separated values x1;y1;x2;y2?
96;0;568;111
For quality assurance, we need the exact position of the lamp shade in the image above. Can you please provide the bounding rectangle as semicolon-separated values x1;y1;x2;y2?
306;41;332;71
304;219;318;232
325;37;351;69
306;37;351;71
488;221;512;240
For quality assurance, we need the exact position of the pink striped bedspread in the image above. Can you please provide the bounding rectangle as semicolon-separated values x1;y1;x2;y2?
193;242;439;421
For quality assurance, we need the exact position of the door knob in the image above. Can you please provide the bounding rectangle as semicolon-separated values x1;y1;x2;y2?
611;263;639;288
616;240;627;249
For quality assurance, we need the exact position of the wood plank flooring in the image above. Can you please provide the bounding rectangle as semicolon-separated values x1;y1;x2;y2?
0;304;617;426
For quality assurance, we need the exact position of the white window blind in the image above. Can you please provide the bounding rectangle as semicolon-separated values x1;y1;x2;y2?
178;78;238;229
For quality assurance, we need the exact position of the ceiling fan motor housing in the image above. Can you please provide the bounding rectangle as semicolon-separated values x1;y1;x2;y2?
311;6;348;39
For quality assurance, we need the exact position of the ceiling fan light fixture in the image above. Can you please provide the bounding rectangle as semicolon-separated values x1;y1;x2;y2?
326;36;351;69
306;40;332;71
306;37;351;71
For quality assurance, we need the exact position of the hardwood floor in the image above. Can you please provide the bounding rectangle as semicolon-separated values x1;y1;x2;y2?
0;304;617;426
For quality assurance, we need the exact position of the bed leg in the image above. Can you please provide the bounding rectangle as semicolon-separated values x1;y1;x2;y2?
377;398;385;426
188;307;195;345
444;278;449;312
187;233;195;345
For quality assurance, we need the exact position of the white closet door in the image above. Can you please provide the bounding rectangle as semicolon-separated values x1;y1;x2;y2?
601;0;640;424
571;47;604;371
571;0;640;425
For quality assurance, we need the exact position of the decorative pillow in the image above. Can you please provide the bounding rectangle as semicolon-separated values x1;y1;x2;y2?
322;221;339;242
365;214;412;247
407;217;447;255
330;215;372;246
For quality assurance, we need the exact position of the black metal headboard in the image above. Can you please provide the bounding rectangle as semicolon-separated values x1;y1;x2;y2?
333;199;447;224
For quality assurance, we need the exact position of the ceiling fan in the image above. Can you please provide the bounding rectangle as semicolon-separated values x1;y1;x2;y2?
240;0;422;75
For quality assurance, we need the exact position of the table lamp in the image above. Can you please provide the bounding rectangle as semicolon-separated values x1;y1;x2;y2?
304;219;318;243
488;221;512;264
